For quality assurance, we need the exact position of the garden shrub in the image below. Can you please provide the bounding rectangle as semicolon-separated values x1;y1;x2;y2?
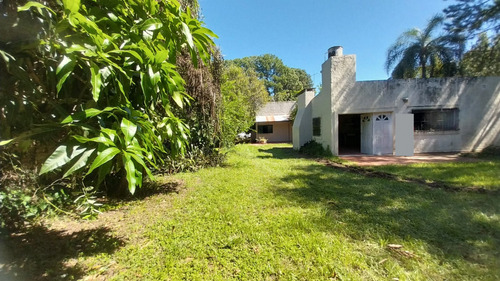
299;140;333;157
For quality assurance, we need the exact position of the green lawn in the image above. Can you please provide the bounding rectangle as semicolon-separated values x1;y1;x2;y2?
370;159;500;191
5;144;500;280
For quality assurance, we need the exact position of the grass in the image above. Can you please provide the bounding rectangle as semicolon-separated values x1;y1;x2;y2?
2;144;499;280
371;156;500;190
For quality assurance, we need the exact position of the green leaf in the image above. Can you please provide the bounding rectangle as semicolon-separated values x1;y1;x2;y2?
87;147;120;175
138;42;155;62
0;139;14;146
172;91;184;108
99;66;112;85
61;107;117;124
73;135;116;147
96;160;113;186
56;56;76;93
101;128;117;142
110;50;143;64
129;153;154;179
0;50;15;63
90;63;102;102
63;0;80;13
154;50;169;64
181;22;194;49
122;153;137;194
68;12;101;36
140;72;152;103
66;44;87;54
135;168;143;189
40;145;86;175
120;118;137;143
197;26;218;39
107;12;118;22
141;18;163;32
63;148;96;178
115;77;127;98
18;1;55;14
148;65;161;87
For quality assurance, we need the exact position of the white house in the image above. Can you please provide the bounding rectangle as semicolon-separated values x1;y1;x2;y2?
293;46;500;156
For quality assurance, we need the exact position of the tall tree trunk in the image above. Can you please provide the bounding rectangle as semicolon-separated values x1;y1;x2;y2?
420;54;427;78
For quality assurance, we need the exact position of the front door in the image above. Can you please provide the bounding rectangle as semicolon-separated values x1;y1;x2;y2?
360;114;373;154
373;113;392;155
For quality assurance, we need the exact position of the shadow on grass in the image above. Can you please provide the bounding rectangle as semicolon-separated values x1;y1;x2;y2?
374;161;500;190
100;179;185;210
257;147;309;160
273;162;500;266
132;179;184;199
0;226;124;281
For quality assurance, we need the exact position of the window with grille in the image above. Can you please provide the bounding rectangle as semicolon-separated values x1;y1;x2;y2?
313;117;321;136
413;108;459;132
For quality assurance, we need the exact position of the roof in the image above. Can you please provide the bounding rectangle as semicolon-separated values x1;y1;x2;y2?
256;101;296;122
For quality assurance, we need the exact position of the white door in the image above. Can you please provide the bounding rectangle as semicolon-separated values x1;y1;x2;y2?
373;113;393;155
395;114;414;156
360;114;373;154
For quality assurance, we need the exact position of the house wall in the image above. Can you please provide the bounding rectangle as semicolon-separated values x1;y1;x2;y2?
257;121;292;143
293;49;500;154
293;89;314;149
308;54;357;154
311;89;333;151
342;77;500;153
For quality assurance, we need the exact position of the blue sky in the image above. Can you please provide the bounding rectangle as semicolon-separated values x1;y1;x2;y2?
198;0;454;87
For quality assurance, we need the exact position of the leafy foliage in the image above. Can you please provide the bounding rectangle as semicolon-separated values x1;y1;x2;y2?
386;15;464;79
299;140;333;158
0;0;217;195
220;64;268;146
387;1;500;79
175;49;224;153
229;54;312;101
444;0;500;40
460;33;500;76
0;151;72;229
160;144;226;174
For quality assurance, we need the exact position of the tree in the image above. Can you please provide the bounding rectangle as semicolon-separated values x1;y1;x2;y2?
386;15;463;79
443;0;500;77
229;54;312;101
0;0;216;195
444;0;500;40
220;65;268;146
460;33;500;76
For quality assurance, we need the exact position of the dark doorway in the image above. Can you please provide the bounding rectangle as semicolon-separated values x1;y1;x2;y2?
338;114;361;154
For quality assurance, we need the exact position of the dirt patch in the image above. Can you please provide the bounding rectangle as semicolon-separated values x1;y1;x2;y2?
0;178;187;281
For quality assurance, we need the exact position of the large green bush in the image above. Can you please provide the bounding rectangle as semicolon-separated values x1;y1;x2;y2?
0;0;216;195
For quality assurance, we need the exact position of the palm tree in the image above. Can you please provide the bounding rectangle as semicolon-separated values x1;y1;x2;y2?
385;15;464;79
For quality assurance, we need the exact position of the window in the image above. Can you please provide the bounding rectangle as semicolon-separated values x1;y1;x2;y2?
413;108;459;132
313;117;321;136
258;125;273;134
375;114;389;121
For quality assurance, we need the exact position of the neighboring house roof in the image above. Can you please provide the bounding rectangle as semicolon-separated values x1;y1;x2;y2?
256;101;296;122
